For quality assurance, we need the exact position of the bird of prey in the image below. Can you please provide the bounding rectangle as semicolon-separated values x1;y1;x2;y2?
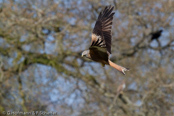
150;29;163;42
81;5;129;75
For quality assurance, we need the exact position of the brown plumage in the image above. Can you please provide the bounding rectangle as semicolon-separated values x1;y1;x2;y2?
82;5;129;75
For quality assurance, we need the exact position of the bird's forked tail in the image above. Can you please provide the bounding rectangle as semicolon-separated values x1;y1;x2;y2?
109;60;129;75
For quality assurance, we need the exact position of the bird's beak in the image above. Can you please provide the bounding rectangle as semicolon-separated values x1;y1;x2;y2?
81;50;88;57
81;53;84;57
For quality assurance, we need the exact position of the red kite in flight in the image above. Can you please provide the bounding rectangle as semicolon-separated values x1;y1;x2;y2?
81;6;129;75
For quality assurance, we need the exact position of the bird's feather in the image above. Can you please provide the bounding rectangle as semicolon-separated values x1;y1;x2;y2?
89;46;109;64
91;5;115;54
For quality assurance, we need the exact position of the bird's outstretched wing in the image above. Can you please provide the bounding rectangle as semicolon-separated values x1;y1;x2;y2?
90;5;115;54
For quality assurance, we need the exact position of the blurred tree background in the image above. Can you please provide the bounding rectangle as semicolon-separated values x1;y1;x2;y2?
0;0;174;116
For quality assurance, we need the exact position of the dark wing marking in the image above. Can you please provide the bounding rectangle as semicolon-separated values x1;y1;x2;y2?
91;5;115;54
91;34;106;48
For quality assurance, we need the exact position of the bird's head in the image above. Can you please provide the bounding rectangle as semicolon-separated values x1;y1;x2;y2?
81;50;90;58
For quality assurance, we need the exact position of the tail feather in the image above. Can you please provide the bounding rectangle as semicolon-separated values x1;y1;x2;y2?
109;60;129;75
